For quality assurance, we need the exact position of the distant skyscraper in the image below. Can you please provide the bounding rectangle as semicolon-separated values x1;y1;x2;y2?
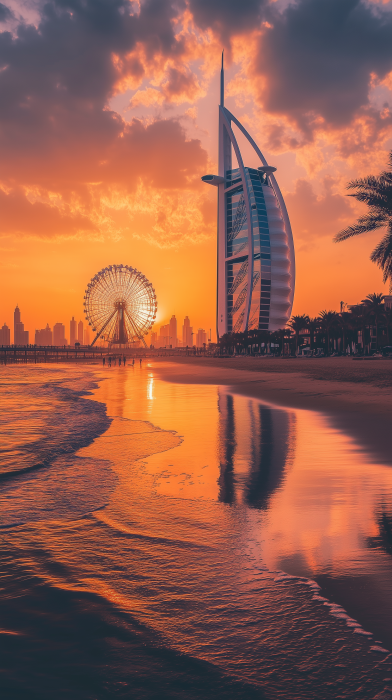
169;315;177;347
35;324;52;346
70;317;77;346
196;329;207;348
150;331;157;347
182;316;193;347
14;305;29;345
78;320;84;344
84;327;90;345
202;54;295;337
0;323;10;345
53;323;66;345
159;324;170;348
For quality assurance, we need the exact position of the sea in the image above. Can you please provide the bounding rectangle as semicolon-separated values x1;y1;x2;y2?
1;362;392;700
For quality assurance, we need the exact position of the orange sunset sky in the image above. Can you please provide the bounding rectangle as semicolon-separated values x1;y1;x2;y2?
1;0;392;340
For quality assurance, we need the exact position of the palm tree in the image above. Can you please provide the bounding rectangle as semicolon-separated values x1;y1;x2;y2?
318;310;339;355
338;311;352;354
361;292;385;349
288;314;309;354
307;317;319;351
384;305;392;344
271;328;286;356
349;304;368;353
219;333;234;355
334;152;392;286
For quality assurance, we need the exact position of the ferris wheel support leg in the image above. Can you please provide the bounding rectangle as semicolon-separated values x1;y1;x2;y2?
91;309;117;347
125;309;148;348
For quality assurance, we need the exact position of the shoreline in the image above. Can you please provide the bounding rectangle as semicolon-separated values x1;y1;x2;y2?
150;357;392;467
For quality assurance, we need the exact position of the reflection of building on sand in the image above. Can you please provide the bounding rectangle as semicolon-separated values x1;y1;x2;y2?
218;390;296;508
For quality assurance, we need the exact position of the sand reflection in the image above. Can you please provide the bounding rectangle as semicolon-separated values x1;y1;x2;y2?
218;392;296;508
93;366;392;645
95;367;392;583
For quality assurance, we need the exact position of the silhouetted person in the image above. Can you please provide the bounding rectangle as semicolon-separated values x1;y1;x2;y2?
140;358;142;366
103;357;105;366
132;358;135;366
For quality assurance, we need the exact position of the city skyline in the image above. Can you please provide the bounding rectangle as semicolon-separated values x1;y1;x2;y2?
0;305;91;346
150;314;209;349
1;305;207;348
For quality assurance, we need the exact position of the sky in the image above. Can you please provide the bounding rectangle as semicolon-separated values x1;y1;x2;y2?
2;0;392;340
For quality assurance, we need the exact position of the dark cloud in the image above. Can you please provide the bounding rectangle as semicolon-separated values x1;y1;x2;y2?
254;0;392;135
0;0;208;239
189;0;266;43
0;3;12;22
0;0;181;116
163;66;200;101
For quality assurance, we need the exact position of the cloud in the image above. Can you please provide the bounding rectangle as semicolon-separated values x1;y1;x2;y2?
253;0;392;136
128;67;203;107
4;0;392;248
285;177;354;244
102;117;208;190
0;3;12;22
189;0;267;44
0;0;211;244
0;188;98;238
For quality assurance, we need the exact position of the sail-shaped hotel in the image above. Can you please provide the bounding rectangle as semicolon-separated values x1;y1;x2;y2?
202;57;295;337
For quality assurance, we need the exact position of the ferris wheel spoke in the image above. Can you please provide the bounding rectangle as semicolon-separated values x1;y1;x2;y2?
105;313;119;343
124;309;147;348
90;308;117;347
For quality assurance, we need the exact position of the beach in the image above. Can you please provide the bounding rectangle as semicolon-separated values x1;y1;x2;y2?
151;357;392;467
2;361;392;699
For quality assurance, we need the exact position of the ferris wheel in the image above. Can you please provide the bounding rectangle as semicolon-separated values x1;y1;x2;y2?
84;265;157;347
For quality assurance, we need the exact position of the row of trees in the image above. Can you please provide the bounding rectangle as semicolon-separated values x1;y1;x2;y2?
218;293;392;356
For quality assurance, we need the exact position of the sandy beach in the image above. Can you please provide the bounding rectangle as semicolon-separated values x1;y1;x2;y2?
151;356;392;467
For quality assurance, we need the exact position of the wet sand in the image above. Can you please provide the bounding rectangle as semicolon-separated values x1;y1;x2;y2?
151;357;392;467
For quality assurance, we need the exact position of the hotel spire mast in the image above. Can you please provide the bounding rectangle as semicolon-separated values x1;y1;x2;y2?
202;54;295;340
220;51;224;107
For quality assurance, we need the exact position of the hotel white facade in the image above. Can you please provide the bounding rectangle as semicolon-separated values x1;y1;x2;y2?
202;57;295;337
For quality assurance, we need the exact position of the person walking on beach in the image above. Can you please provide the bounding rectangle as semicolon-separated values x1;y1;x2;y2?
103;357;105;366
140;357;142;366
132;358;134;366
108;357;111;367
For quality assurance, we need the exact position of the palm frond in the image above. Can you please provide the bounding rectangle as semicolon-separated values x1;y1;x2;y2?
347;172;392;191
336;150;392;286
334;213;386;242
346;175;383;191
370;224;392;284
348;192;391;209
